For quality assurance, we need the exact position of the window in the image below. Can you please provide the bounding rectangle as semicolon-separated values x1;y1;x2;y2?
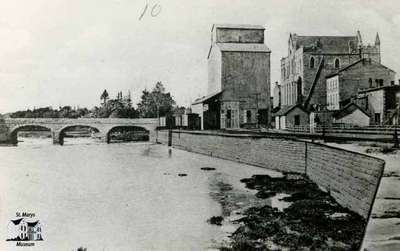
246;110;252;123
310;57;315;68
294;115;300;126
334;58;340;69
379;79;384;86
369;78;373;88
375;113;381;124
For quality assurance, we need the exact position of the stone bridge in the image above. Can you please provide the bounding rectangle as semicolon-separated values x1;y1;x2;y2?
2;118;159;145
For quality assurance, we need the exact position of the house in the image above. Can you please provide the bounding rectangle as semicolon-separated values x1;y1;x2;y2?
274;105;309;129
332;103;370;127
193;24;271;130
7;218;43;241
27;221;42;241
357;85;400;125
326;58;396;111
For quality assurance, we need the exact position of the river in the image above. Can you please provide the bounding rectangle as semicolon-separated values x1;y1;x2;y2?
0;137;280;251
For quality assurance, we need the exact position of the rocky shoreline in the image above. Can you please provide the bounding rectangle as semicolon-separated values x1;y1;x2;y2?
208;172;366;250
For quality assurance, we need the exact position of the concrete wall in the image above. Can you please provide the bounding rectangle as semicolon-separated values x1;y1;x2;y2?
157;130;306;173
157;130;384;219
306;143;384;218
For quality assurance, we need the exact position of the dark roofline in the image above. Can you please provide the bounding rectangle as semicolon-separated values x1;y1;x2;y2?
275;104;309;116
304;56;325;107
27;221;39;227
358;84;400;93
326;58;396;79
333;103;370;119
295;35;357;38
192;91;222;105
212;24;265;31
11;218;24;225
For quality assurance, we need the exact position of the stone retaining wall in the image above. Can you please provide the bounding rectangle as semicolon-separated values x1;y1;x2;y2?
156;130;384;219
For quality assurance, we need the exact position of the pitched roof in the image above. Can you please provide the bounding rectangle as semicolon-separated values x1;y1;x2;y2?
333;103;370;119
192;91;222;105
216;43;271;53
27;221;39;227
274;104;308;116
358;84;400;94
326;58;396;78
212;24;265;31
11;218;24;225
294;35;357;53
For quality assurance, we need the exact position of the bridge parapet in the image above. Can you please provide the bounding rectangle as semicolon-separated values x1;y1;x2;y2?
1;118;159;145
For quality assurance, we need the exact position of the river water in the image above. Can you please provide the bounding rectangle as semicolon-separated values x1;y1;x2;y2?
0;137;280;251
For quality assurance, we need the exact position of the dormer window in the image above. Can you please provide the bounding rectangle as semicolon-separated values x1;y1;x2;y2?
334;58;340;69
310;57;315;69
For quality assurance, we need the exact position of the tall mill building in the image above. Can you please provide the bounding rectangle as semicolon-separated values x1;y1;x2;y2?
280;31;381;109
193;24;271;129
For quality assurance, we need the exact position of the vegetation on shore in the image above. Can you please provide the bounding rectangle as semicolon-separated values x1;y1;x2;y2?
7;82;183;119
211;173;366;250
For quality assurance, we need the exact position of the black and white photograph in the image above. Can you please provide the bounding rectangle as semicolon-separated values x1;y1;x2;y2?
0;0;399;250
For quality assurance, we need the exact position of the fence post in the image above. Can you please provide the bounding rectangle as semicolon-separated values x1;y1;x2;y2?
168;129;172;147
304;141;308;175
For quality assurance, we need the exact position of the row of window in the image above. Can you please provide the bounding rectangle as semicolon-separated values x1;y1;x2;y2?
327;79;339;91
327;93;339;110
310;57;340;69
283;57;341;80
369;78;384;88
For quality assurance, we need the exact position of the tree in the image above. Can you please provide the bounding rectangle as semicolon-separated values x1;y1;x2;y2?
100;89;109;105
137;82;176;118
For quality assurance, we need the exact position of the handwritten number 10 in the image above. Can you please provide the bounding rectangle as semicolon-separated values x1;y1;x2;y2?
139;3;161;20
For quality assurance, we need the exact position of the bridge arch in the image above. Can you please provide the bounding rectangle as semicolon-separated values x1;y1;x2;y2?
57;125;101;146
105;125;150;144
9;125;52;145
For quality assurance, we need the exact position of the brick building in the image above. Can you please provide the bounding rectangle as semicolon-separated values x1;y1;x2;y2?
193;24;271;130
280;31;381;110
326;58;396;111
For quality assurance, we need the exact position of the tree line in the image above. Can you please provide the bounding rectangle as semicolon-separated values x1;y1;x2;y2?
9;82;182;119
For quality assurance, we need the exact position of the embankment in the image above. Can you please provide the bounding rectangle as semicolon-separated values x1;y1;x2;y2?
156;130;385;220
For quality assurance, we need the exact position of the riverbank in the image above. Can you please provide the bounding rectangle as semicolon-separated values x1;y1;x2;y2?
208;172;365;250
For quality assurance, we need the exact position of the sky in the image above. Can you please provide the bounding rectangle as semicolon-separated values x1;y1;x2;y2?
1;0;400;113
